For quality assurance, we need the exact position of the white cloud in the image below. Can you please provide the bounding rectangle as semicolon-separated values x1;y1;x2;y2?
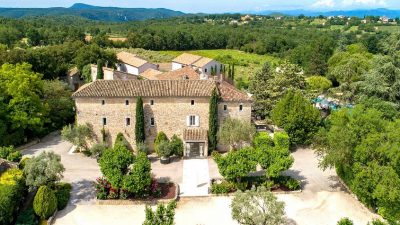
341;0;387;7
312;0;336;8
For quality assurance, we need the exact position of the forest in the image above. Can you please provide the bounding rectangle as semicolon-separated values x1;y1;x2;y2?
0;13;400;222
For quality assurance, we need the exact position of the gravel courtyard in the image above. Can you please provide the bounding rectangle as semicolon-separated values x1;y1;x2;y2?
23;134;379;225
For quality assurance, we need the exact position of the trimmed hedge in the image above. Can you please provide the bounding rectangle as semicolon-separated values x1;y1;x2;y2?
54;183;72;210
211;181;236;194
0;168;26;225
33;186;57;219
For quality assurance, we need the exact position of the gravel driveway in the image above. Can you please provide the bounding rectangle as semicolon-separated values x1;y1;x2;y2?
23;134;379;225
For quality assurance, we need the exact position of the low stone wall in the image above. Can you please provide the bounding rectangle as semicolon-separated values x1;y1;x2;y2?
96;182;179;205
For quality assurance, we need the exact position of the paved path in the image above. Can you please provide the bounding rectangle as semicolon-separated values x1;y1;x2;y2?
180;159;210;196
22;133;101;205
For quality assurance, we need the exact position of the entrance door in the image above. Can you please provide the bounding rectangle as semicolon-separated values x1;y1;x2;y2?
188;142;200;158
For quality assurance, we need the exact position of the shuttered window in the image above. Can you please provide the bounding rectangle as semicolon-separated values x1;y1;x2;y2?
187;115;199;127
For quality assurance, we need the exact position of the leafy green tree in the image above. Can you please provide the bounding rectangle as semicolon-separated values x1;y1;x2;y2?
249;61;306;118
122;152;151;197
24;151;65;191
154;132;169;155
213;147;257;183
256;132;294;179
218;118;255;150
356;55;400;105
306;76;332;92
231;186;285;225
135;97;145;144
114;132;130;149
0;168;25;225
272;90;320;145
33;186;57;219
42;80;74;131
99;145;134;189
328;44;372;101
170;135;184;157
74;44;116;71
81;64;92;83
61;123;93;151
142;201;177;225
208;88;219;152
337;218;354;225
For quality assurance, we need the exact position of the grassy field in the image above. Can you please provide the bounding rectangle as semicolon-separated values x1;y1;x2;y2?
376;26;400;33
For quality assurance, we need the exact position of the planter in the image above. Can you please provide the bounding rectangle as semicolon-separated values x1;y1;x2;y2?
160;156;170;164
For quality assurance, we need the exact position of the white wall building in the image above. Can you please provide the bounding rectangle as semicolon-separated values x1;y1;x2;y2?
172;53;222;77
116;51;158;75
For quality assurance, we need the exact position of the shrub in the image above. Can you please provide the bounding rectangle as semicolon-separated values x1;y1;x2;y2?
114;132;130;149
99;144;134;189
234;182;249;191
154;132;169;155
19;157;31;169
61;123;93;151
150;178;161;198
142;201;177;225
15;208;38;225
210;181;236;194
273;131;290;150
54;183;72;210
337;218;354;225
33;186;57;219
89;143;107;159
0;168;26;225
122;152;151;197
157;141;172;158
108;188;119;199
170;135;184;157
0;146;22;162
94;177;110;200
7;151;22;162
24;151;65;191
136;142;149;155
253;132;274;148
278;176;301;191
0;146;14;159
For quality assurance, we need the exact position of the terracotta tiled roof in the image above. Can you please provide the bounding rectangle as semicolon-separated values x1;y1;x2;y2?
141;68;163;80
183;128;208;141
156;67;200;80
172;53;202;65
217;81;251;102
73;80;217;98
192;57;213;67
117;51;148;68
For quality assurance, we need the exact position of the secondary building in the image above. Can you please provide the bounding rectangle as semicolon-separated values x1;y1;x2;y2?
73;79;251;157
172;53;222;77
116;51;158;75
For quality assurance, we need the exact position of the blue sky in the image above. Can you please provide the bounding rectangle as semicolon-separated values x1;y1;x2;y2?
0;0;399;13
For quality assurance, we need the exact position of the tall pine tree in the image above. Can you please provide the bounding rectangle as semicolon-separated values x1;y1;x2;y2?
96;59;104;80
208;88;219;153
135;97;145;144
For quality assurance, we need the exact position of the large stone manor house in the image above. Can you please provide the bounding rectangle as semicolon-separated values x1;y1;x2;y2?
73;54;251;158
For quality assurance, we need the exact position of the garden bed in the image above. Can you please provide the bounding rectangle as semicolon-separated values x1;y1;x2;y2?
97;182;178;205
210;175;302;195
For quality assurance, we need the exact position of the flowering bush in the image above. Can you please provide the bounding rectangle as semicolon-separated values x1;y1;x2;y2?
95;177;110;200
150;178;161;198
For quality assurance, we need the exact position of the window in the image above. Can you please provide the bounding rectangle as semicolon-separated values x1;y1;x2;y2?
150;117;155;126
223;105;227;111
125;100;129;106
101;100;105;105
150;100;154;106
189;115;196;126
205;68;208;73
126;118;131;126
239;104;243;111
191;100;195;105
102;117;107;126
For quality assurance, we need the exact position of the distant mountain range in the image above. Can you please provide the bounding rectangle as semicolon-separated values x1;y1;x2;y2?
0;3;399;22
248;8;400;18
0;3;185;21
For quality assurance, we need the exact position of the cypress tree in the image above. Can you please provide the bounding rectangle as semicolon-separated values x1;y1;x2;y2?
135;97;145;144
231;64;235;81
208;88;219;153
214;65;218;75
97;59;104;80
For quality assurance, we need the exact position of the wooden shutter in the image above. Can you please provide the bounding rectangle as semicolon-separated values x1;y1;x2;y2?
186;116;190;126
195;116;200;127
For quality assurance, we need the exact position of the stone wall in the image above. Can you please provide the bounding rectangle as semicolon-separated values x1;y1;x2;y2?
75;96;210;150
218;101;251;124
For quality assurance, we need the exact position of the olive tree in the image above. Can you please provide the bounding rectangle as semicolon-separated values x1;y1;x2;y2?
61;123;93;151
218;118;255;150
231;186;285;225
24;151;65;191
